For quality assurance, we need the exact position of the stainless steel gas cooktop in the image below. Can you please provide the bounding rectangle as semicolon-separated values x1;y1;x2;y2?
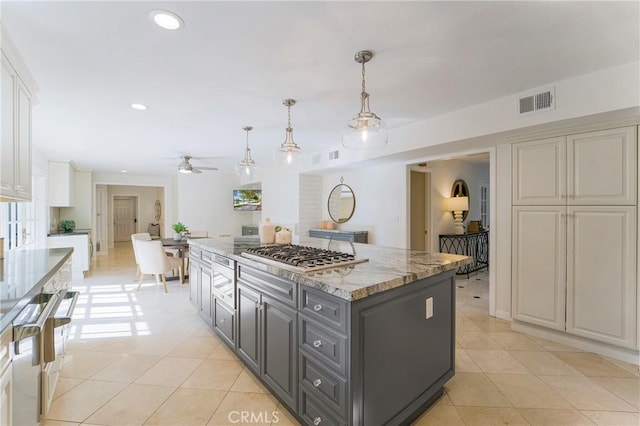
242;244;368;272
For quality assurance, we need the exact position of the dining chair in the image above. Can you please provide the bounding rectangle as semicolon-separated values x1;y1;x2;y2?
135;239;184;293
131;232;152;280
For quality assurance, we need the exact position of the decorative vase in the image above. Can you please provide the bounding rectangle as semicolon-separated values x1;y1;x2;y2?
260;218;275;244
173;233;182;241
275;229;292;245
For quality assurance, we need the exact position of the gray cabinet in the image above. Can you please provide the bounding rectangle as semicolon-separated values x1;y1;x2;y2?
309;229;368;243
236;264;298;409
188;247;213;324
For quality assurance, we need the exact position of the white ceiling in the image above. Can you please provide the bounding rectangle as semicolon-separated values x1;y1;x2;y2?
3;1;638;176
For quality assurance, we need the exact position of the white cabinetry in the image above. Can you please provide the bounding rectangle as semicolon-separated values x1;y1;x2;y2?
47;235;89;280
0;327;12;426
512;126;637;351
48;161;76;207
0;41;34;201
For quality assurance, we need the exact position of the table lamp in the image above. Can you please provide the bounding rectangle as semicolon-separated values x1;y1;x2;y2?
448;196;469;234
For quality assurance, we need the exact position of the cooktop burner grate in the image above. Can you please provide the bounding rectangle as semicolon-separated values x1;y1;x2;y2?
242;244;368;272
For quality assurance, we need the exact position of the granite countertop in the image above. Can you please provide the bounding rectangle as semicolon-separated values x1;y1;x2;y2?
47;229;91;237
0;248;73;332
309;228;368;234
189;237;471;301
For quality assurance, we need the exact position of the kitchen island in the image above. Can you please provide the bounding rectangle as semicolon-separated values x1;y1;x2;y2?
189;237;470;425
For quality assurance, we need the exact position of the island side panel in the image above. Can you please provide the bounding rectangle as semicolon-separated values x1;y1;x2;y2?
350;270;456;425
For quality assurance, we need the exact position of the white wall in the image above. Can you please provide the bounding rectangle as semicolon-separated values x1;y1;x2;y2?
60;170;92;229
177;172;258;237
321;163;407;248
428;159;490;251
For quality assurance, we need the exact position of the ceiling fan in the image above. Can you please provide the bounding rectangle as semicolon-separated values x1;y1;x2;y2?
176;156;218;174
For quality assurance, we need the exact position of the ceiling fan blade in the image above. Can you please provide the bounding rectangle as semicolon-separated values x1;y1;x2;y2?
191;168;203;174
197;166;219;171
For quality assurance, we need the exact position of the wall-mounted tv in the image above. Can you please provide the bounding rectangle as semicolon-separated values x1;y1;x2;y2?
233;189;262;211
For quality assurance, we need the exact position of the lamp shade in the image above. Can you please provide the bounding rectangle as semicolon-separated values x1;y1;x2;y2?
448;196;469;212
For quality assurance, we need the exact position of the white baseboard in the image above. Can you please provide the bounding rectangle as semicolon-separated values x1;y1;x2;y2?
512;321;639;366
494;310;511;321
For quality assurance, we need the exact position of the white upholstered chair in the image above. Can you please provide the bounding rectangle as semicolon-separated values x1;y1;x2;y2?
131;232;152;279
135;239;184;293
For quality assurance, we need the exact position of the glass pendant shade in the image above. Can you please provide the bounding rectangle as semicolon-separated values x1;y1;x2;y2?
342;50;388;150
279;99;301;164
236;126;257;179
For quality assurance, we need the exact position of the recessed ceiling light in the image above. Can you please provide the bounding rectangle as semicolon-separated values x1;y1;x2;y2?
121;170;128;173
131;103;147;110
150;10;184;30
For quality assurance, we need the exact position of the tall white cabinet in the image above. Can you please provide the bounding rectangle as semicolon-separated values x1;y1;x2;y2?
512;126;638;350
1;32;36;201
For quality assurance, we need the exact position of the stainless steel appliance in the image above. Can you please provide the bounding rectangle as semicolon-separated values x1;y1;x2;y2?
11;292;60;426
242;244;368;272
11;288;79;425
211;254;235;309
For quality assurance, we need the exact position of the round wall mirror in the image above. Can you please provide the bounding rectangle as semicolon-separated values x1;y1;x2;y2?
328;182;356;223
450;179;470;221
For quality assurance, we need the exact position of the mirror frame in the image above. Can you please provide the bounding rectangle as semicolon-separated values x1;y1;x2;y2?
327;183;356;223
450;179;470;221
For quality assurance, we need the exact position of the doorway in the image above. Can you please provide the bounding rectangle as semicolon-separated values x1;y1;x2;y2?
410;169;430;251
113;196;137;242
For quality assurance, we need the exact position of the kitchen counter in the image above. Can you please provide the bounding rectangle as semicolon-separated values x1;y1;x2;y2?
0;248;73;332
189;236;470;301
47;229;91;237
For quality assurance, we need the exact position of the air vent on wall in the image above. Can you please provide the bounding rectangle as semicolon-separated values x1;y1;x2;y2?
329;150;339;160
518;87;555;115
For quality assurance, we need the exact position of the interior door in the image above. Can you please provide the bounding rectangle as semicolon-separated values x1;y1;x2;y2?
410;171;429;251
113;197;135;242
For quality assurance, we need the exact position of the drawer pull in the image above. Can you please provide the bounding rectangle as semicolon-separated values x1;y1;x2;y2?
313;304;323;312
313;340;322;348
313;378;322;387
313;417;322;425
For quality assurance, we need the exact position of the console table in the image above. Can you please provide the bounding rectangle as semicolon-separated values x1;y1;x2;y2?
309;229;368;243
439;231;489;276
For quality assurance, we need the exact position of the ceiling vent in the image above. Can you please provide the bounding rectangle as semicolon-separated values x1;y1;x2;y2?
518;87;555;115
329;150;339;160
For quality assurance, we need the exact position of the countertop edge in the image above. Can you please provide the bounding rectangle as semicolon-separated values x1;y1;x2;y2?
1;248;74;333
188;238;471;301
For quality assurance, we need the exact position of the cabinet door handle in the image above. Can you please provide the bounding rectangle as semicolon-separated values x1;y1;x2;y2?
313;340;322;348
313;417;322;425
255;302;260;309
313;304;323;312
313;378;322;387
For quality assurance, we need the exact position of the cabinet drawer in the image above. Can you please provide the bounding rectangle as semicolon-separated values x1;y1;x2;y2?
189;245;201;259
300;287;348;333
300;318;347;375
300;352;347;417
237;263;296;307
200;249;214;267
214;298;234;347
300;388;346;426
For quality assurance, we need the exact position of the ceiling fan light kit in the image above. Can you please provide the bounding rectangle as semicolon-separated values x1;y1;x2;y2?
177;155;218;174
342;50;388;150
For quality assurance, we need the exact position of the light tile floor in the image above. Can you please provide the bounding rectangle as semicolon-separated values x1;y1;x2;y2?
44;244;639;426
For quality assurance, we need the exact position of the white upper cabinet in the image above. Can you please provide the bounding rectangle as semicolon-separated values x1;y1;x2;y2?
0;31;36;201
513;127;637;206
512;136;566;205
567;127;637;205
48;161;76;207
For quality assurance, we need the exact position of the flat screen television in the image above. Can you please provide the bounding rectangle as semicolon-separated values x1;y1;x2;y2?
233;189;262;211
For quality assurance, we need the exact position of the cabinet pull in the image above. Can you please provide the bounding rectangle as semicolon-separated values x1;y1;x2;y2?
313;417;322;425
255;302;260;309
313;378;322;387
313;340;322;348
313;304;323;312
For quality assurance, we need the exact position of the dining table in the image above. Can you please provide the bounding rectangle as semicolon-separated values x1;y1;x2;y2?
161;237;201;280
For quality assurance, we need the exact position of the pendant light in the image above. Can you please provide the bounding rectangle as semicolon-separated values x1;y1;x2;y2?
280;99;301;164
342;50;388;150
235;126;257;178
